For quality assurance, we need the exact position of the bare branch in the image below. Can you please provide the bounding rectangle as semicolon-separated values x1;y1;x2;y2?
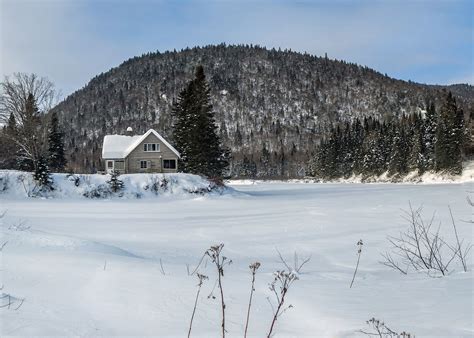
188;273;208;338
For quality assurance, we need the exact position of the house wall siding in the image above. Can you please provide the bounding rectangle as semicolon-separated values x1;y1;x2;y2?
125;133;179;173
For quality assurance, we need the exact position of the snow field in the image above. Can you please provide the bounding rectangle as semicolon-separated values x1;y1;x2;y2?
0;181;473;337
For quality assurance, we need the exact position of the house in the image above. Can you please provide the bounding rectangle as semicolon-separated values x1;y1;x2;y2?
101;129;180;174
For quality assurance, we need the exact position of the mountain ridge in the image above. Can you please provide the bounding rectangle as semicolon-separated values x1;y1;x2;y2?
52;44;473;176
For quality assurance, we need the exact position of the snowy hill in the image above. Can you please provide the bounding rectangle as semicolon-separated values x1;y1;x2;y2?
51;44;474;177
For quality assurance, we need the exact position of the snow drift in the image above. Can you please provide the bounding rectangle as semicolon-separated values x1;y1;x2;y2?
0;171;230;199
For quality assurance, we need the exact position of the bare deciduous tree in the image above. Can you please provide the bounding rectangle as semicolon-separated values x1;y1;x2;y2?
1;73;60;170
0;73;59;124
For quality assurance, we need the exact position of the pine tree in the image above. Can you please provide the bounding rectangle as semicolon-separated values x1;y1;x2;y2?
407;113;425;173
34;156;53;190
171;88;193;173
351;119;365;175
47;111;67;172
435;92;464;174
260;144;271;177
423;101;437;171
107;170;124;193
379;121;393;171
362;130;384;177
172;66;230;179
6;113;17;135
388;122;409;176
340;123;353;178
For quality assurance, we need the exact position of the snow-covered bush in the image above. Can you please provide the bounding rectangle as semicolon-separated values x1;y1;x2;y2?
82;184;112;199
0;172;231;199
0;173;9;193
106;170;124;194
66;174;81;187
16;173;34;197
145;174;169;195
33;157;54;192
185;179;225;195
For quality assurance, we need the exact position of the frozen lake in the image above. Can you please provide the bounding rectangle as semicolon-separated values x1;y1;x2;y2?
1;182;473;337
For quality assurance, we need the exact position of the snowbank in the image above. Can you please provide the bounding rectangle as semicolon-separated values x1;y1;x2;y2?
227;162;474;185
0;171;231;199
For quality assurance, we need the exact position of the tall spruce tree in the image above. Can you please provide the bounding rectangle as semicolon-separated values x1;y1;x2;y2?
172;66;229;179
423;101;437;171
435;92;464;174
34;155;53;190
47;111;67;172
388;122;409;176
407;113;425;173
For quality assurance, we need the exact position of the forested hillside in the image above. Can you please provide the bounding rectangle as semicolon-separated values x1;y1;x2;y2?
52;44;473;177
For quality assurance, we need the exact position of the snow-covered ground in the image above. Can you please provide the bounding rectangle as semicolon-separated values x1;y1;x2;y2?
1;182;473;337
0;171;227;199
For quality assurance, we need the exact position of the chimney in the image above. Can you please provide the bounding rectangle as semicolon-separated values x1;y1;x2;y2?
126;126;133;135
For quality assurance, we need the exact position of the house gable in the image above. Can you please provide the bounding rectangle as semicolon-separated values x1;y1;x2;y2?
126;131;180;173
124;129;180;158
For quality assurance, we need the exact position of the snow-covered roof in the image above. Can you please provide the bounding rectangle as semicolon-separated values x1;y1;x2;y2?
102;129;180;159
102;134;142;159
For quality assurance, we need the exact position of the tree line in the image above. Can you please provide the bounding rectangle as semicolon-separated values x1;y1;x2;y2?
49;44;473;176
0;71;469;183
0;73;66;188
308;91;465;180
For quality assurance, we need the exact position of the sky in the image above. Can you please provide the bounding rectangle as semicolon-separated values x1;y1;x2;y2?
1;0;472;98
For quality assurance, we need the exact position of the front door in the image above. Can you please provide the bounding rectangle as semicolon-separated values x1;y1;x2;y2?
106;160;114;174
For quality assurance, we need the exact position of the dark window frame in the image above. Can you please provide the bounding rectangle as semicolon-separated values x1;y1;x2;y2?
163;159;176;169
143;143;160;152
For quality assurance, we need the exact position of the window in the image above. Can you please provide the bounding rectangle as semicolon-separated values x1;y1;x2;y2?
143;143;160;152
107;161;113;169
163;159;176;169
114;160;124;170
140;160;148;169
